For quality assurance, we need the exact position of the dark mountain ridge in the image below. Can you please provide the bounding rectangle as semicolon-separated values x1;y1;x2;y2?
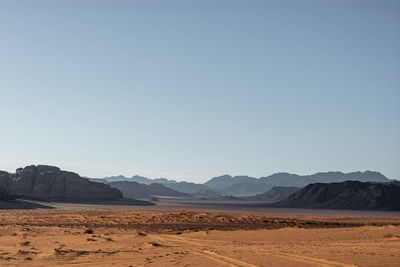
274;181;400;211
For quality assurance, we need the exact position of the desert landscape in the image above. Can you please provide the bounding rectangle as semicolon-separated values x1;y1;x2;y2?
0;166;400;266
1;0;399;266
0;203;399;266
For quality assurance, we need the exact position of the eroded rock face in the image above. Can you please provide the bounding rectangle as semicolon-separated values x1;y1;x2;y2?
0;165;122;201
0;187;11;200
0;171;13;193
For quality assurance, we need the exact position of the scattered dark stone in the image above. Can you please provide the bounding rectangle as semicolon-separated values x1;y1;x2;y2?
20;241;31;246
137;232;147;236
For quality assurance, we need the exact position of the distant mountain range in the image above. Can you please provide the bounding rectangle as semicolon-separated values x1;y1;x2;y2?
108;181;190;200
91;175;178;185
0;165;398;211
274;181;400;211
90;170;390;197
89;177;220;198
204;171;390;196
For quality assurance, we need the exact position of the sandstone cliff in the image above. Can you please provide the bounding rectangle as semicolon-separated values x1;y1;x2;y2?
0;165;122;201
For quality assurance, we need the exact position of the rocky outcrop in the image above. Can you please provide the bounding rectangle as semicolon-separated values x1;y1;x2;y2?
0;165;122;201
274;181;400;211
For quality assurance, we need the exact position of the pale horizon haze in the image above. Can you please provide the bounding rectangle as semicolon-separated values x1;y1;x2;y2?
1;0;399;182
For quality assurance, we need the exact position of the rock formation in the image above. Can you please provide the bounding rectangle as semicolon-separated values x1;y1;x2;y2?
274;181;400;211
0;165;122;201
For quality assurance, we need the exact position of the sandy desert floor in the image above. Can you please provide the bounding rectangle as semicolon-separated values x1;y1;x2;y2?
0;205;399;266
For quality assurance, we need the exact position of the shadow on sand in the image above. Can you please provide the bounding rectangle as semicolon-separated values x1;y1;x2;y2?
44;198;156;206
0;199;55;210
0;197;155;210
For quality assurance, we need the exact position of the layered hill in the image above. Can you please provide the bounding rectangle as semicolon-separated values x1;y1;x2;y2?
217;183;271;196
90;175;178;185
163;182;221;198
244;186;300;202
90;176;219;198
90;171;391;197
0;165;123;202
108;181;190;199
205;175;259;190
275;181;400;211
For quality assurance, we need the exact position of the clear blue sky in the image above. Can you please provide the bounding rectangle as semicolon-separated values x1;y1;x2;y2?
1;0;399;182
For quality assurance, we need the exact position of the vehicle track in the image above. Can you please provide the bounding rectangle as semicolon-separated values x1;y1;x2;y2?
156;234;357;267
149;234;257;267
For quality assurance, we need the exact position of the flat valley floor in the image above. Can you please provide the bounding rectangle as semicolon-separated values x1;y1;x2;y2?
0;202;399;266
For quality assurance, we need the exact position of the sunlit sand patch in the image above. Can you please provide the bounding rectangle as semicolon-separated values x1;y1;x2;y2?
0;209;399;266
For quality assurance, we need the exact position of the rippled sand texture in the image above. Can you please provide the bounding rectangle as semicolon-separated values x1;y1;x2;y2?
0;209;399;266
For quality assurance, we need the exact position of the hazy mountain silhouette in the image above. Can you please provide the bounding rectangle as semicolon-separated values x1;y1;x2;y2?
258;171;389;187
90;175;177;185
108;181;190;199
244;186;300;202
204;171;390;196
205;175;259;190
217;182;271;196
90;176;219;198
90;171;390;197
162;182;221;198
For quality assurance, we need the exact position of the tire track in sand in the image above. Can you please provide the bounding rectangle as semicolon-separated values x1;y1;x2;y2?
149;234;257;267
259;251;356;267
156;234;357;267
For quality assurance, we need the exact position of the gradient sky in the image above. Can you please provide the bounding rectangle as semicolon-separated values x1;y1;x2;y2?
0;0;399;182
